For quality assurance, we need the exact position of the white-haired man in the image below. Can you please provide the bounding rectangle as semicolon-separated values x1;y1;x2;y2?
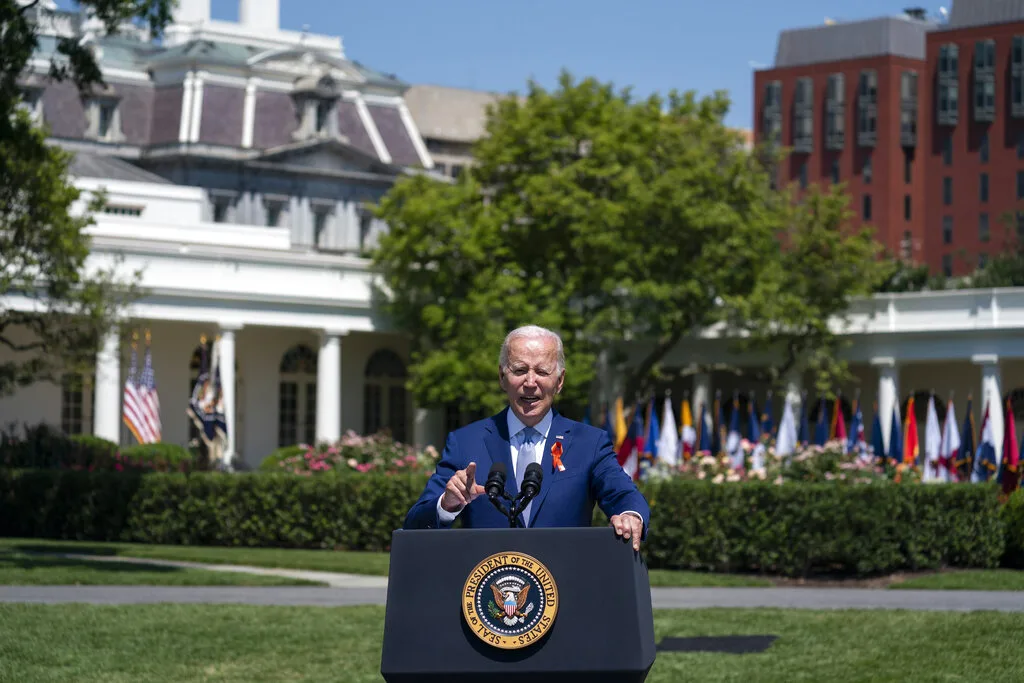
403;325;649;549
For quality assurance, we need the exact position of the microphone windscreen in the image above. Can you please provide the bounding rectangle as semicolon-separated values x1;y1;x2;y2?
524;461;543;481
489;461;507;477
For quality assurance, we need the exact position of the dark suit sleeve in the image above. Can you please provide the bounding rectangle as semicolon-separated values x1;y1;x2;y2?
589;431;652;539
403;431;465;530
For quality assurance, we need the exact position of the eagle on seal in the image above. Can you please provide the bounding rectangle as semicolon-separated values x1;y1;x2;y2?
492;582;530;618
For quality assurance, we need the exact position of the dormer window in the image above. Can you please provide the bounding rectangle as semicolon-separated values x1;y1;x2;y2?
85;97;124;143
315;100;332;135
292;74;341;141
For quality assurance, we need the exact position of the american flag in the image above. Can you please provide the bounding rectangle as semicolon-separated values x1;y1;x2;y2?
123;336;162;443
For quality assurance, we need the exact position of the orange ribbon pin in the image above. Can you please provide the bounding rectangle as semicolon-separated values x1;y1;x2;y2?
551;441;565;472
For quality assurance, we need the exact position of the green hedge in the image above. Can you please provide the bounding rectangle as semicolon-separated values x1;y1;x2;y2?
118;443;194;471
0;470;426;551
258;445;306;472
0;423;194;472
0;469;1010;576
638;480;1005;576
1001;489;1024;569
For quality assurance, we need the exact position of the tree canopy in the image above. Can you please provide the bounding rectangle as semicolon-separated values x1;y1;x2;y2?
372;72;892;416
0;0;172;395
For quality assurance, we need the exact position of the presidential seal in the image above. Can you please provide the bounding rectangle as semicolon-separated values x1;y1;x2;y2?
462;551;559;650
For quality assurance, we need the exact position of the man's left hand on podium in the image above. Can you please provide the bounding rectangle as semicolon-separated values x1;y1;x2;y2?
609;512;644;551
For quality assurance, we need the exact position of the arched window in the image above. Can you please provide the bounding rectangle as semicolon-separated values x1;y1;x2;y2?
279;344;317;446
364;349;408;442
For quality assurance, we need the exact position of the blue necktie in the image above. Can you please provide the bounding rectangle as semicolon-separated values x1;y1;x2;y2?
517;427;539;525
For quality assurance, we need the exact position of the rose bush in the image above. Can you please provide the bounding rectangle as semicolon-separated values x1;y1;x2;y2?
269;430;440;476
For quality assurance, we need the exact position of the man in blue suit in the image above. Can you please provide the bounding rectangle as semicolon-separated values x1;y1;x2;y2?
403;325;650;550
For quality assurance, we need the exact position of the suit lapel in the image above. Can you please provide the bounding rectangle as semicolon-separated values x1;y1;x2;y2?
527;412;574;526
483;408;516;496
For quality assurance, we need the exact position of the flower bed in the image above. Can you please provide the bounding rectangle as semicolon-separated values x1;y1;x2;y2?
259;431;439;476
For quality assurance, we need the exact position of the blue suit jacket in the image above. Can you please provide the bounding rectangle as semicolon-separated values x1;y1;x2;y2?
403;408;650;536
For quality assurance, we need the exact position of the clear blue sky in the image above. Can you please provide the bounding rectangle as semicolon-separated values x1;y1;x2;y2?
62;0;936;129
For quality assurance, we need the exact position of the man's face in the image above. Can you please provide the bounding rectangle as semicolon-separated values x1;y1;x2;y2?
499;336;565;427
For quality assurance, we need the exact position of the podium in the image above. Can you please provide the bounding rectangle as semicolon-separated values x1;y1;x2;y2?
380;527;656;682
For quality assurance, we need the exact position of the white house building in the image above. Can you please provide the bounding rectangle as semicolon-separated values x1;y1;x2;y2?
3;1;1024;472
1;0;447;466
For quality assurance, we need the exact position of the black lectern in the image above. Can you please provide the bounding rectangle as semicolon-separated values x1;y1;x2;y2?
380;527;655;682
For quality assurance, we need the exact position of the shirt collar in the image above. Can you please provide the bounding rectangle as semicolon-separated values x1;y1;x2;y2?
507;406;554;441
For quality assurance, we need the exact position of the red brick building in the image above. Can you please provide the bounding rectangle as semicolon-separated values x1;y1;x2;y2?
925;2;1024;275
755;2;1024;276
754;10;932;266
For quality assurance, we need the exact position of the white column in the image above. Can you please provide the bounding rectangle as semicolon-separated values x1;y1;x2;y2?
413;407;443;449
974;354;1004;469
178;71;194;143
784;366;803;416
241;78;258;148
316;331;342;444
189;71;205;143
218;324;239;466
872;357;898;453
93;328;121;442
692;373;711;422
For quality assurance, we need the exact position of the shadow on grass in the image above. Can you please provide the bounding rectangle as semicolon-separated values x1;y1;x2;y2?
0;549;183;575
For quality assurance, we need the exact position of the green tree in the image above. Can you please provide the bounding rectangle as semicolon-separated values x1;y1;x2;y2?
373;72;891;415
0;0;172;395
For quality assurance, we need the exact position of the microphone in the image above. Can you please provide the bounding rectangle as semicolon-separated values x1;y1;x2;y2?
485;462;507;500
485;462;517;526
520;462;543;500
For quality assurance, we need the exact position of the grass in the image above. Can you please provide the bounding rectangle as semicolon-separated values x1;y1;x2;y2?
0;604;1021;682
5;537;1023;590
0;538;390;576
891;569;1024;591
0;548;324;587
648;569;772;587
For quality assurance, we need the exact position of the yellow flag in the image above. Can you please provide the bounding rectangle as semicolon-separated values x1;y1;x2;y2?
614;397;627;450
681;398;693;430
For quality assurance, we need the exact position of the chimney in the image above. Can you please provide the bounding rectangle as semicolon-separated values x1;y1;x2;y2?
903;7;927;21
174;0;210;24
239;0;280;33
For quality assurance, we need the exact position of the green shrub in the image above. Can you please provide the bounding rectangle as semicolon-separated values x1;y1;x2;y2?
0;469;429;551
639;480;1005;577
261;432;440;476
119;443;194;472
258;445;306;472
0;469;1009;576
0;423;118;470
1001;489;1024;568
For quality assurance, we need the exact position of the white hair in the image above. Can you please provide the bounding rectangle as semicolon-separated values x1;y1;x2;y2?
499;325;565;372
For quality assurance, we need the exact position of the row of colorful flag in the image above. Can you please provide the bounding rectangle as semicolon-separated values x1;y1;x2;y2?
586;390;1021;492
121;331;230;460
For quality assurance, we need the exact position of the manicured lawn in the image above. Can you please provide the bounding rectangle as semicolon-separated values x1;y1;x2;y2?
0;548;323;586
890;569;1024;591
4;538;1022;591
648;569;772;587
0;538;390;576
0;604;1020;682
